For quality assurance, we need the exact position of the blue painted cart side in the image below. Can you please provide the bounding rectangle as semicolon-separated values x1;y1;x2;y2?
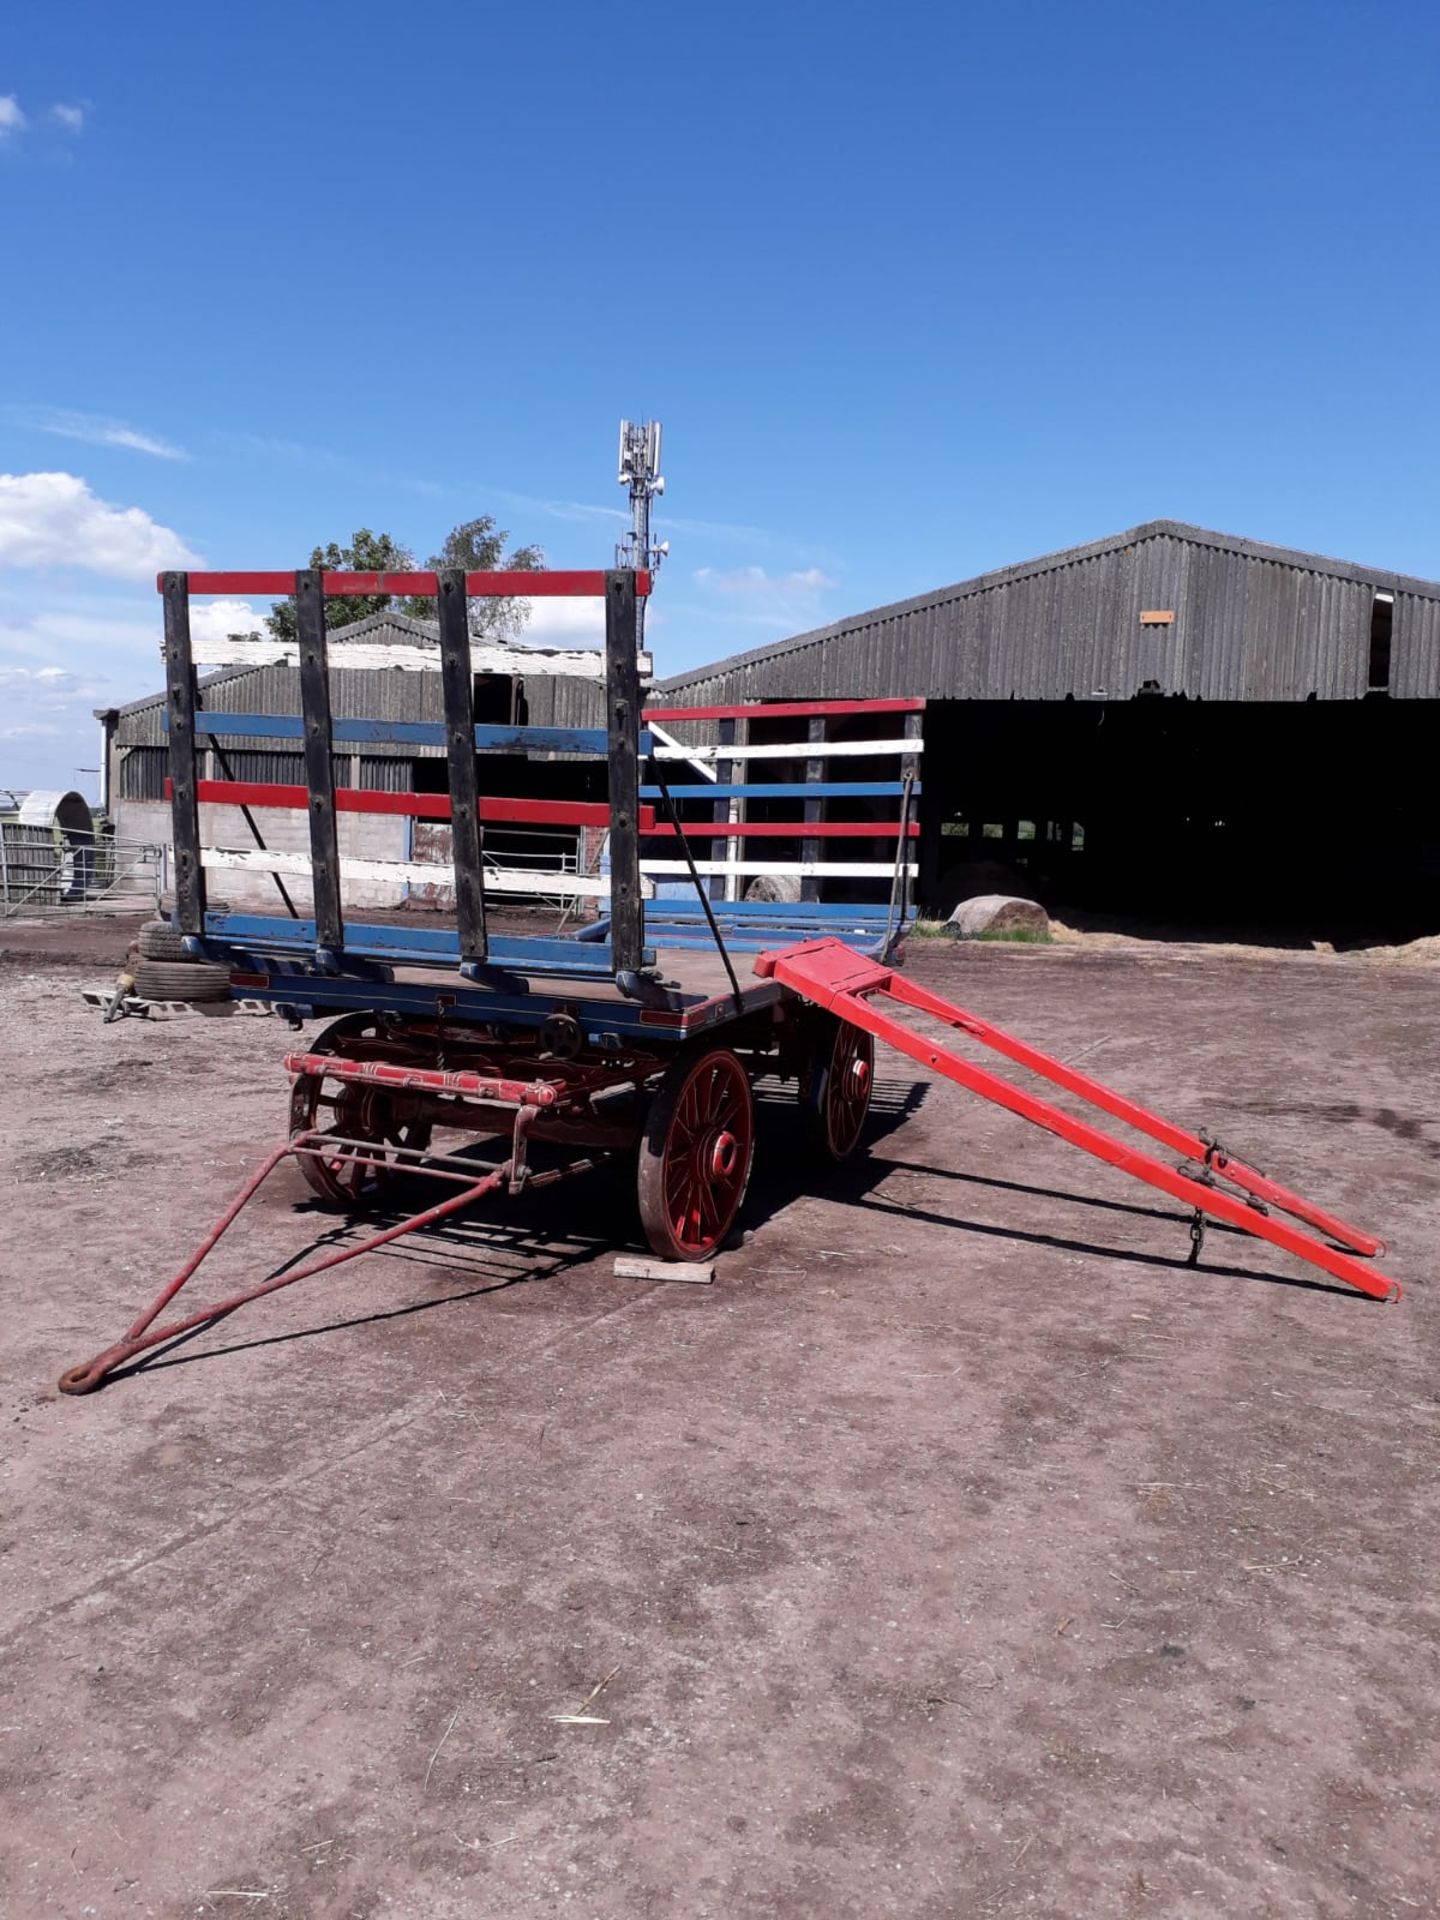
174;713;651;757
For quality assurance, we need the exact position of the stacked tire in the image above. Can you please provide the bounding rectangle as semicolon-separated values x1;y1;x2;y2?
134;917;233;1004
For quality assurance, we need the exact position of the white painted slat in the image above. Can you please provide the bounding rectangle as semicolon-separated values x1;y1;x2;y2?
201;847;653;899
651;736;922;762
647;720;717;781
187;636;653;681
640;859;917;880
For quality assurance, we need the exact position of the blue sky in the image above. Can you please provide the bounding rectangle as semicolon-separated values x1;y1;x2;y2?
3;0;1437;795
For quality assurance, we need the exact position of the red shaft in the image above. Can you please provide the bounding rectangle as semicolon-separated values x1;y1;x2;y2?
58;1149;507;1395
284;1053;565;1108
878;968;1383;1257
759;941;1399;1303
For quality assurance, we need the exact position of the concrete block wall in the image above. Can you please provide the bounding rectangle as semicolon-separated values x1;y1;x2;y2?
115;799;412;910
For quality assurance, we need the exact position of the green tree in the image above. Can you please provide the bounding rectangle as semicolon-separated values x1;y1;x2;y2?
401;517;545;642
264;528;417;641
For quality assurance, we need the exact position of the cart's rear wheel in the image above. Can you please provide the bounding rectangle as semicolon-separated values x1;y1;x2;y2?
637;1047;754;1261
800;1013;874;1160
289;1016;433;1208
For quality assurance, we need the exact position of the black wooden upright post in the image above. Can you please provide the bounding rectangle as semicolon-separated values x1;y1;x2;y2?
604;569;644;974
436;567;487;967
295;569;343;962
162;571;206;936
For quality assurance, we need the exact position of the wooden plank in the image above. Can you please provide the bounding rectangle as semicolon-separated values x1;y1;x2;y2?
161;571;205;936
652;737;924;762
645;931;889;956
203;912;650;977
643;781;922;801
187;635;654;679
641;898;904;919
295;568;343;954
648;819;918;838
647;698;926;721
641;859;917;880
709;715;737;904
185;714;630;755
168;569;652;599
603;570;645;972
614;1255;714;1284
646;718;716;778
186;779;654;831
801;712;825;904
201;847;652;898
436;566;486;964
900;710;923;918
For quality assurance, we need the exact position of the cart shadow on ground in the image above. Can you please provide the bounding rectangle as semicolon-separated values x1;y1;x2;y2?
107;1068;1368;1386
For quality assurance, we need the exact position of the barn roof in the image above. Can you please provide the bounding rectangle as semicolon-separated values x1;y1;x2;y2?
658;521;1440;704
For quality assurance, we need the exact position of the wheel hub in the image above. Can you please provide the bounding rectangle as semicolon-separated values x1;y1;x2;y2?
708;1129;739;1180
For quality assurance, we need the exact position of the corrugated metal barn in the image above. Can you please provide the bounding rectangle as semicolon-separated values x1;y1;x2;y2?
651;521;1440;937
656;520;1440;705
104;523;1440;935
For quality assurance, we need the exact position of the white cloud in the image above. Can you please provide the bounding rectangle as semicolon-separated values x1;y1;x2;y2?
493;489;628;528
0;661;110;764
514;597;605;647
0;591;169;788
188;598;271;642
0;95;25;139
693;564;836;594
51;103;85;132
14;407;187;460
0;665;83;688
0;472;202;580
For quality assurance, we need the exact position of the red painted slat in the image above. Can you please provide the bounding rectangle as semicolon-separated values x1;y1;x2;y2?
158;570;650;598
182;779;655;831
648;819;919;839
646;697;925;722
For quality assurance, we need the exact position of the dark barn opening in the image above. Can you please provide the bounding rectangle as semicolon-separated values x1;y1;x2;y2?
917;697;1440;944
650;523;1440;948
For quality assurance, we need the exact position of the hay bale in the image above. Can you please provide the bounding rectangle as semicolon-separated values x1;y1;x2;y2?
745;873;803;904
946;893;1050;939
932;859;1030;916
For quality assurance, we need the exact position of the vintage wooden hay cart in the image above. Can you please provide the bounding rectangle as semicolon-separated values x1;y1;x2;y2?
59;565;1398;1394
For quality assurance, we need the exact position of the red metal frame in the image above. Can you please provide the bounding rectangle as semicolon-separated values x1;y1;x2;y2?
162;569;651;598
756;939;1400;1303
58;1034;666;1395
284;1051;570;1108
57;1141;516;1396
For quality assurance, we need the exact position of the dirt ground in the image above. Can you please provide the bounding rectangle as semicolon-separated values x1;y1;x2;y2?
1;923;1436;1919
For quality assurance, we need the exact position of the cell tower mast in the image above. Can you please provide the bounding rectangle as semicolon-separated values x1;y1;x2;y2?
616;420;667;643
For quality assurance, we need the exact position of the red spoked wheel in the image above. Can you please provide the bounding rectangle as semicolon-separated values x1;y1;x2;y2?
288;1015;433;1208
637;1047;755;1261
800;1013;874;1160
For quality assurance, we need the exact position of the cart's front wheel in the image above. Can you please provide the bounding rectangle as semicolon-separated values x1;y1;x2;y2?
638;1047;755;1261
289;1067;433;1209
800;1013;874;1160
